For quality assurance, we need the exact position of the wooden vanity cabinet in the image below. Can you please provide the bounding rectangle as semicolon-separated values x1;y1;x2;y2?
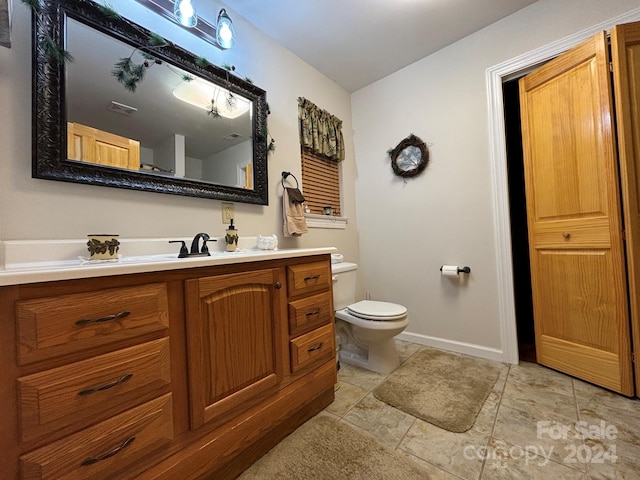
0;254;336;480
184;268;288;429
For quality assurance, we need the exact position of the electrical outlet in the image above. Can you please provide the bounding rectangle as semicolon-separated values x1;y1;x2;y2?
221;202;234;224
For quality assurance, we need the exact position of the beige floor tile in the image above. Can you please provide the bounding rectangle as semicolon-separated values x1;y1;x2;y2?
500;380;578;422
508;362;575;397
473;389;501;435
493;403;586;471
396;339;422;365
342;393;416;449
579;405;640;447
338;363;388;391
574;379;640;415
315;341;640;480
587;461;640;480
399;418;488;480
581;436;640;479
492;365;510;394
397;450;469;480
325;381;369;417
481;439;586;479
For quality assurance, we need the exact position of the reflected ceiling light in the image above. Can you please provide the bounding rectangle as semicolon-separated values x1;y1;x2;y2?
173;78;250;119
174;0;197;28
216;9;235;49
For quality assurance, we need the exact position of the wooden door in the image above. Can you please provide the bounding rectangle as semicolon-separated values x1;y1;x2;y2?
519;31;634;395
185;268;287;429
67;122;140;170
612;22;640;396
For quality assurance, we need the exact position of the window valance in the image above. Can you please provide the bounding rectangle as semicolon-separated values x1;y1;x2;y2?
297;97;345;162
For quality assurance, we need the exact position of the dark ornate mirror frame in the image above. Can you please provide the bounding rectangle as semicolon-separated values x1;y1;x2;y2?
389;134;429;178
32;0;269;204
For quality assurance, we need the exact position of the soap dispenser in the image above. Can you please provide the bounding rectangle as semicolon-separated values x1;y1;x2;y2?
225;219;239;252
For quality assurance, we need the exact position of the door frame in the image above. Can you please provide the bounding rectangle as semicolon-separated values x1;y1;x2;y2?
487;7;640;364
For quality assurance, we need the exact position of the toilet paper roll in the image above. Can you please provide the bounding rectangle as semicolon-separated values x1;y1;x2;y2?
441;265;460;277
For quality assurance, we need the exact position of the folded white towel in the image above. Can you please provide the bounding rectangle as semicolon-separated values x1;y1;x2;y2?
331;253;344;264
283;189;308;237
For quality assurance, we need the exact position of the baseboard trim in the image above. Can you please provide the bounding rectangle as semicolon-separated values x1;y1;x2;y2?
397;331;507;364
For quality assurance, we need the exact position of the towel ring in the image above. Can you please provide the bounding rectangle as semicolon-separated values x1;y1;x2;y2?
281;171;299;189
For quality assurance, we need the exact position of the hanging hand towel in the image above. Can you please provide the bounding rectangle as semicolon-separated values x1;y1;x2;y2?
285;187;305;204
283;188;308;237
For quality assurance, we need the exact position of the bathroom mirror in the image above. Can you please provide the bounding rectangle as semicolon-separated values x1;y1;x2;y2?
389;134;429;178
32;0;269;204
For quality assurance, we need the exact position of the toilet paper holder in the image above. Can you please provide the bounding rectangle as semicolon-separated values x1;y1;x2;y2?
440;265;471;274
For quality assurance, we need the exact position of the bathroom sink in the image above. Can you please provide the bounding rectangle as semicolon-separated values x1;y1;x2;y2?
117;253;184;263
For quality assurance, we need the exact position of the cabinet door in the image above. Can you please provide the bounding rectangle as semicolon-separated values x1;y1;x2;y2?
185;268;286;429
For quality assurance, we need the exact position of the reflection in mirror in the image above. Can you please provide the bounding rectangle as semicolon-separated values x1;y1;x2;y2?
66;17;254;188
33;0;269;204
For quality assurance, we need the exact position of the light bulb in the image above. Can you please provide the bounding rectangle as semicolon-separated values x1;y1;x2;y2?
174;0;197;28
218;24;233;44
216;9;235;49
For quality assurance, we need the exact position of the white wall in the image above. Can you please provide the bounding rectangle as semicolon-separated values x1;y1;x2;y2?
0;0;359;264
351;0;640;360
203;140;252;186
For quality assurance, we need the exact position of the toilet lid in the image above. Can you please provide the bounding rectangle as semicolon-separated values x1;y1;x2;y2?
346;300;407;321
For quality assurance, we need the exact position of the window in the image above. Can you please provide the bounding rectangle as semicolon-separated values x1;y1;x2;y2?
301;148;341;216
297;97;345;220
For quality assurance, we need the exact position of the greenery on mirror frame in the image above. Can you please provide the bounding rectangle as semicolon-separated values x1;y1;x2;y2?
110;32;194;93
24;0;276;154
22;0;74;62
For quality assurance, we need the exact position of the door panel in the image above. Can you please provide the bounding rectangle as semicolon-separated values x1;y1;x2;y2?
520;31;634;395
185;268;286;429
612;22;640;396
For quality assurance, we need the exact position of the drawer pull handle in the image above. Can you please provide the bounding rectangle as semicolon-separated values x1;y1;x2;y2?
306;308;321;317
75;311;131;326
80;436;136;466
78;373;133;396
562;232;571;239
304;274;321;281
307;342;324;352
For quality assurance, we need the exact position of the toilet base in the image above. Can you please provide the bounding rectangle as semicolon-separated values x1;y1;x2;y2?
338;336;400;375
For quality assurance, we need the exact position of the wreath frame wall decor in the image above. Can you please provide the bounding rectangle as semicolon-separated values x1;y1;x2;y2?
388;134;429;178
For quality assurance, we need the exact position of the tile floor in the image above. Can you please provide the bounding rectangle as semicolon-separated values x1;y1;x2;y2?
323;341;640;480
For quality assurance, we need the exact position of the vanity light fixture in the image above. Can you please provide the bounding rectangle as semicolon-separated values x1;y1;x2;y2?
133;0;235;50
216;9;235;50
174;0;197;28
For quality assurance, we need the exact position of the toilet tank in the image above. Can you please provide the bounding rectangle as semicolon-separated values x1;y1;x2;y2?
331;262;358;310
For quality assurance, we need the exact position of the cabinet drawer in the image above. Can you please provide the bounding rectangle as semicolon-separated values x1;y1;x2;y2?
288;291;333;336
16;283;169;365
290;324;335;373
18;338;171;443
20;394;174;480
286;261;331;297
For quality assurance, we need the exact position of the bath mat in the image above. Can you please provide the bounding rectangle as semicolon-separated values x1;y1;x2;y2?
373;347;503;433
238;413;430;479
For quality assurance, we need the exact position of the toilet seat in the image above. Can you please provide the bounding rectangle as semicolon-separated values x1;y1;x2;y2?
346;300;407;321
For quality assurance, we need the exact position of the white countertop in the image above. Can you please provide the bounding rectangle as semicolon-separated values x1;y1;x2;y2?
0;238;336;286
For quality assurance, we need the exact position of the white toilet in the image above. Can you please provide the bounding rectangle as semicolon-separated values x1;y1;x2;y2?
332;262;409;374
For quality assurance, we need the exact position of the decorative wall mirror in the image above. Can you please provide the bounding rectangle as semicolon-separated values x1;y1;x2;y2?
388;134;429;178
32;0;269;204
